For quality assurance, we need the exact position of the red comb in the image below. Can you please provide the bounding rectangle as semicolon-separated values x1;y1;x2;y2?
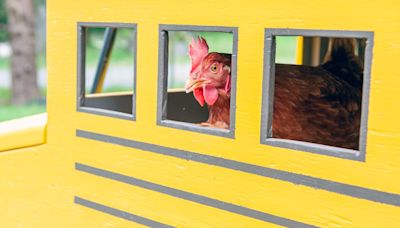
189;36;209;73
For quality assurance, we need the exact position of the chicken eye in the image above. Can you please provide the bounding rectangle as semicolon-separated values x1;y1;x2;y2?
210;64;218;73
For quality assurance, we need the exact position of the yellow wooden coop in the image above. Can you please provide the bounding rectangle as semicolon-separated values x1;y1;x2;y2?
1;0;400;227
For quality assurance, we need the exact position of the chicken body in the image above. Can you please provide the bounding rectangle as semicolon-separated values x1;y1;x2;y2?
272;64;361;150
271;38;363;150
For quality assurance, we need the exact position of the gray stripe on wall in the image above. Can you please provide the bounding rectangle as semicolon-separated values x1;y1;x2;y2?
74;196;175;228
76;163;317;228
76;129;400;207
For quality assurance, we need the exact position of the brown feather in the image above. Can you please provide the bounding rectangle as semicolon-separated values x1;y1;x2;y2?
207;89;230;129
272;64;361;149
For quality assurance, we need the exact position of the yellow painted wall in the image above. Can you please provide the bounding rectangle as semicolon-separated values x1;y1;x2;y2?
1;0;400;227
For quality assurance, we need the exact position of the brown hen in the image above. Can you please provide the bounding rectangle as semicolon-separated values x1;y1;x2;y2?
272;38;363;150
186;37;362;150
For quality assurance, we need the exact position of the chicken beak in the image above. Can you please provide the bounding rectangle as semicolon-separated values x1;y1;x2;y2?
185;78;207;93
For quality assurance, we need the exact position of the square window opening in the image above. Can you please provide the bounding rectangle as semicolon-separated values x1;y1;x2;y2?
261;29;373;161
77;23;137;119
157;25;238;138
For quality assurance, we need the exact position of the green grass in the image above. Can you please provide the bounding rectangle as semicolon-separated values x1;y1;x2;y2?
0;87;11;103
0;53;46;70
85;86;133;94
0;87;46;103
0;57;10;69
0;87;46;122
102;86;132;93
0;103;46;122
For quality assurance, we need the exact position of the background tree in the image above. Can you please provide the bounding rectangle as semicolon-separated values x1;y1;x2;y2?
5;0;40;105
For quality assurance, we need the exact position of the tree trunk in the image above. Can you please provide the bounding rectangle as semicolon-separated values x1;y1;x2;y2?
5;0;40;105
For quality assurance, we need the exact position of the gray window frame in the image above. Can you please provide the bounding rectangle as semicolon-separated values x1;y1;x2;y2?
77;22;137;120
260;29;374;161
157;24;238;138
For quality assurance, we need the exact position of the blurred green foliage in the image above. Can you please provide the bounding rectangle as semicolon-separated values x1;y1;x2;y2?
0;0;7;42
170;31;233;52
0;0;46;42
85;27;135;66
275;36;298;64
34;0;46;7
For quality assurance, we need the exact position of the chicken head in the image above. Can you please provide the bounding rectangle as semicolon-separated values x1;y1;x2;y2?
185;37;231;107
